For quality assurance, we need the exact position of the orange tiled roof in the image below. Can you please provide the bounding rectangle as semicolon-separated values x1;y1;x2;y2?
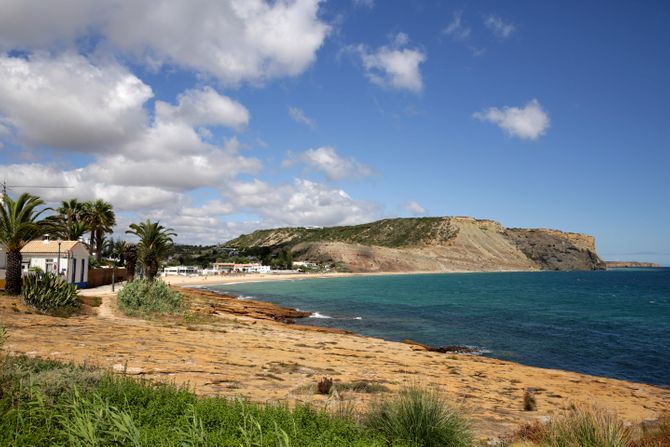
21;240;84;254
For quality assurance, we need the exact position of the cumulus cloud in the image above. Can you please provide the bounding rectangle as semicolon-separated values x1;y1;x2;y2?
354;33;426;93
228;178;380;227
155;87;249;131
404;200;426;216
286;147;371;180
0;0;329;85
0;52;152;151
443;11;471;41
288;106;316;128
484;15;515;39
473;99;550;140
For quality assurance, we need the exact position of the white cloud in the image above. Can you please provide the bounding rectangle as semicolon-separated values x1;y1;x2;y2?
287;147;371;180
0;52;152;151
288;106;316;129
443;11;471;41
0;0;330;85
355;33;426;93
484;15;515;39
155;87;249;131
473;99;550;140
404;201;426;216
228;178;380;227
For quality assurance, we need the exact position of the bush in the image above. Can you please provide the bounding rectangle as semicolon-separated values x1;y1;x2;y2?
118;278;182;315
366;386;473;447
22;272;80;315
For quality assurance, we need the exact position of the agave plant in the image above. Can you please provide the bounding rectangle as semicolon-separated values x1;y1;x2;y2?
22;272;80;314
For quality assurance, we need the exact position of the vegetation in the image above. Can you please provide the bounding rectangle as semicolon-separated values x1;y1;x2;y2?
366;386;473;447
124;243;138;282
0;356;390;447
82;199;117;263
0;192;49;295
117;278;182;315
226;217;460;252
127;220;177;281
504;406;669;447
21;272;80;315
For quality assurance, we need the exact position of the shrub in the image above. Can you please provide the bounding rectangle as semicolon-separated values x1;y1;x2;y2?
21;272;80;315
118;278;182;315
543;407;631;447
366;386;473;447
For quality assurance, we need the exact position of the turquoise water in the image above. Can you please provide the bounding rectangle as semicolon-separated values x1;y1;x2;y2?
209;269;670;386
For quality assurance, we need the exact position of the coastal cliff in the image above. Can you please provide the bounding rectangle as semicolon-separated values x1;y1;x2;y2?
225;216;606;273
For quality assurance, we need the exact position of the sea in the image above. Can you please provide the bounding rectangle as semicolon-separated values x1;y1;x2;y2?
207;269;670;386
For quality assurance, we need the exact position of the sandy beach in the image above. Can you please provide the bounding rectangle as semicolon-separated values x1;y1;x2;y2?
2;274;668;441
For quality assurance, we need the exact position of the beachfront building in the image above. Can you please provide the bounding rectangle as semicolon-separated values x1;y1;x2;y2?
20;240;89;288
163;265;200;276
211;262;271;274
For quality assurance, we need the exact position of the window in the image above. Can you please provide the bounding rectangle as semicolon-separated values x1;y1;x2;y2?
72;258;77;283
81;258;85;282
45;258;55;274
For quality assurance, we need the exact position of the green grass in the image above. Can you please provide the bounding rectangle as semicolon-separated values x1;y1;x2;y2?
0;355;393;446
365;386;473;447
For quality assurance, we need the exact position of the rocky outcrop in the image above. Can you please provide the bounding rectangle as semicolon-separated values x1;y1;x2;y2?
504;228;606;271
226;216;606;273
605;261;661;269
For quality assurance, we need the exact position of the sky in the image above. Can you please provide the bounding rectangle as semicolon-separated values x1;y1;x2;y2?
0;0;668;265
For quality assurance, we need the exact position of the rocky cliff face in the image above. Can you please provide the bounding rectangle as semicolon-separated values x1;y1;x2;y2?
226;216;606;273
504;228;605;271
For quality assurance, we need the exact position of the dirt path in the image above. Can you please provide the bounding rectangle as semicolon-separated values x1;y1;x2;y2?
1;290;668;441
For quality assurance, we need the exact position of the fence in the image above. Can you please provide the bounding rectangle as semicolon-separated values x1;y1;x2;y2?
87;268;128;288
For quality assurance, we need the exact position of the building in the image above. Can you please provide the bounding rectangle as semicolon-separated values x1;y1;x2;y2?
162;265;200;276
211;262;271;274
20;240;89;288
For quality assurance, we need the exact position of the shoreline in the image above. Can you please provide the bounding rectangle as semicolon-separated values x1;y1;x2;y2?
7;272;669;439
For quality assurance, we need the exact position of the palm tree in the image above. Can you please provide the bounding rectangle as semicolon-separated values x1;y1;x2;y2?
126;220;176;281
82;199;116;262
0;193;49;295
54;199;90;240
123;243;138;282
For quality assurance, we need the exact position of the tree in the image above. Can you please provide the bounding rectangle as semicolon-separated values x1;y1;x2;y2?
126;220;176;281
123;243;138;282
82;199;116;262
0;193;48;295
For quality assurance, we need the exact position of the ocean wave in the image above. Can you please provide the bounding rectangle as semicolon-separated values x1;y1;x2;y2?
353;316;363;320
309;312;333;319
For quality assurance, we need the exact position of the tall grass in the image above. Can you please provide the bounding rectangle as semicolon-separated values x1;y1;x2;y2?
509;406;636;447
0;355;384;446
365;386;473;447
544;407;632;447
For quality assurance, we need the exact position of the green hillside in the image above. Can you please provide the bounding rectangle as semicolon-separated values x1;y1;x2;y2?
225;217;459;249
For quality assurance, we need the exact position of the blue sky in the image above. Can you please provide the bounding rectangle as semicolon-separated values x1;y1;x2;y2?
0;0;668;264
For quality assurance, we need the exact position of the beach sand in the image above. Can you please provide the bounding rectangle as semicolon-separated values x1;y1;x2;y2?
2;274;668;440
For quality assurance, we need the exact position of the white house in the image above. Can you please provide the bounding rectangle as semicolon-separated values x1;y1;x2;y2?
21;240;90;288
211;262;271;274
163;265;200;276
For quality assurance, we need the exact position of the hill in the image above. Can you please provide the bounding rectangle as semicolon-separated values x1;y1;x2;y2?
225;216;606;273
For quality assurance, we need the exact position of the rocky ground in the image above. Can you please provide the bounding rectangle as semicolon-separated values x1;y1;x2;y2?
1;282;668;441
